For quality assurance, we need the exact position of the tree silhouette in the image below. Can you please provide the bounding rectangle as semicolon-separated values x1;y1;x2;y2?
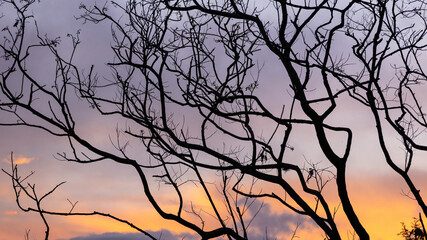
399;214;427;240
2;0;427;239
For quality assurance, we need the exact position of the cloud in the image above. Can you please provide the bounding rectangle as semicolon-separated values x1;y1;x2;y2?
66;230;198;240
4;210;18;215
243;200;310;239
2;155;35;165
14;156;35;165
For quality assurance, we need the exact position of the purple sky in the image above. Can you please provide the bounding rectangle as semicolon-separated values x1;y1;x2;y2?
1;1;427;240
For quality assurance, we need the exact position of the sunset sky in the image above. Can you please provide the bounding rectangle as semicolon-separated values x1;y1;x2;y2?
1;1;427;240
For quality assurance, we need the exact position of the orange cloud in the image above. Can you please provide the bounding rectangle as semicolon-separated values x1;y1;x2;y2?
14;156;35;165
4;210;18;215
2;155;35;165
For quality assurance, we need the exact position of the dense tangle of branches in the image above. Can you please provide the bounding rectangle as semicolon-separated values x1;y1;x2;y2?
2;0;427;239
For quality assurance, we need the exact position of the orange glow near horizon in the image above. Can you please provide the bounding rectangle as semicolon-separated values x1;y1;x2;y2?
1;151;425;240
21;174;422;240
344;177;423;240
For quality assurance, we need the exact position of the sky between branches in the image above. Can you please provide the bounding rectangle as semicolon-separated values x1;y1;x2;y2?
1;1;427;240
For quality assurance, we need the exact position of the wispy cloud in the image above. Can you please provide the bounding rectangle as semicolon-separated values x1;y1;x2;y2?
240;199;311;239
14;156;35;165
2;155;35;165
4;210;18;215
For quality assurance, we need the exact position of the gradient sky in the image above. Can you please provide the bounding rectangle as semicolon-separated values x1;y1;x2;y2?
1;1;427;240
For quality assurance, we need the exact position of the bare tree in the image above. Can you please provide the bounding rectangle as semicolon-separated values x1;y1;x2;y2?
2;0;427;239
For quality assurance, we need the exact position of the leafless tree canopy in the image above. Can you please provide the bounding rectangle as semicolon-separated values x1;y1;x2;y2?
2;0;427;239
